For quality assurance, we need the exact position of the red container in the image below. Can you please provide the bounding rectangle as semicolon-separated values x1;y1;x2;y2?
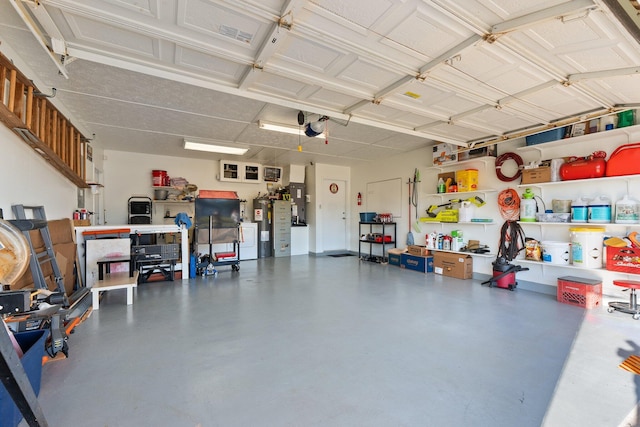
557;276;602;309
374;235;392;243
606;142;640;176
559;157;606;180
152;170;167;187
606;246;640;274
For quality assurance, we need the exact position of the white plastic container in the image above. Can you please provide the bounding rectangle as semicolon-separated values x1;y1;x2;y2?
541;241;571;265
571;197;588;223
614;195;640;224
458;201;475;222
588;196;611;223
569;227;605;268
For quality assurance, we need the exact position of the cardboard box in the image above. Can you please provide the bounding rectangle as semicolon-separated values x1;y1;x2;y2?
521;166;551;184
557;276;602;309
433;252;473;279
400;253;434;273
407;245;429;256
606;246;640;274
387;248;405;266
13;219;77;295
433;143;458;165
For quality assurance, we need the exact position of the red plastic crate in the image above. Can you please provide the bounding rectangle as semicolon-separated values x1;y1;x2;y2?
557;276;602;309
606;246;640;274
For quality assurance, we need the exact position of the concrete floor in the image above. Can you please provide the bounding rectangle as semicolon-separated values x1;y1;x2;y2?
32;256;639;427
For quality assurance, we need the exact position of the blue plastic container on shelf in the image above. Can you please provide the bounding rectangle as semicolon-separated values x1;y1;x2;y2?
525;127;567;145
359;212;376;222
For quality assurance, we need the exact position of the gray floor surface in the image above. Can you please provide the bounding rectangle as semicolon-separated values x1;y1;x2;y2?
32;256;639;427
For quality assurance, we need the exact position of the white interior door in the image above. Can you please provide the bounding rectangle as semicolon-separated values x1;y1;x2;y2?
322;179;347;252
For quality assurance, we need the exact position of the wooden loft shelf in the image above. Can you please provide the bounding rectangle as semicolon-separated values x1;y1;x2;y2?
0;52;89;188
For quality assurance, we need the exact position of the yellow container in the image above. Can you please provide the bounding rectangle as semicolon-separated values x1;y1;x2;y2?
456;169;478;192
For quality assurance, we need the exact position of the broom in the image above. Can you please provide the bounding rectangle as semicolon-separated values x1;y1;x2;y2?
407;179;414;245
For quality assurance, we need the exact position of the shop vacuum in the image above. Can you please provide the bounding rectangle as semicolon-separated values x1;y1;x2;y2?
482;221;529;291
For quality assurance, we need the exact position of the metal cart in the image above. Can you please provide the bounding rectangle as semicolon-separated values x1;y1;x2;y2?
128;196;152;224
194;191;241;276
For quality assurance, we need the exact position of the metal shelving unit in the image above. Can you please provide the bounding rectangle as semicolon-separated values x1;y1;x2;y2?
358;222;396;263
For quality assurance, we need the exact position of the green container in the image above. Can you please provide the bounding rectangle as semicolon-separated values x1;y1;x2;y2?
617;110;635;128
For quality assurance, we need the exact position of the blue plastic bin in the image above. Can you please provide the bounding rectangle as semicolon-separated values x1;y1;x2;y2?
0;330;47;427
359;212;376;222
525;127;567;145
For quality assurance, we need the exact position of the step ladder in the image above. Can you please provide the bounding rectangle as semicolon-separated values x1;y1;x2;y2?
9;205;65;294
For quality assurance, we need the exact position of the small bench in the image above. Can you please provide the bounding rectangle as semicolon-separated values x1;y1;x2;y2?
96;255;133;280
91;271;139;310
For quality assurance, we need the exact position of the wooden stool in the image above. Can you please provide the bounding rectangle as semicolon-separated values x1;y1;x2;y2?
608;280;640;320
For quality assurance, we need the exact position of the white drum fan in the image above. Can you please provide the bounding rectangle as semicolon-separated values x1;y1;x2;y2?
0;219;30;287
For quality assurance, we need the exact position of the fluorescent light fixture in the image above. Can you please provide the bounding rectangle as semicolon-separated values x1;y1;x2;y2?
183;139;248;155
259;120;324;138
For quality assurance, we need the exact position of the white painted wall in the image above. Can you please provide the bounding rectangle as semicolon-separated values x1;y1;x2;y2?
102;150;284;225
0;125;78;220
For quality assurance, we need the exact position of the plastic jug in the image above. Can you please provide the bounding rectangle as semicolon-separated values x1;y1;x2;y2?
520;188;537;222
458;201;475;222
571;197;588;223
615;195;640;224
588;196;612;223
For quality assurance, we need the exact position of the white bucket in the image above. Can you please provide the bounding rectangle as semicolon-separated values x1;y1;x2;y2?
541;241;571;265
569;227;605;268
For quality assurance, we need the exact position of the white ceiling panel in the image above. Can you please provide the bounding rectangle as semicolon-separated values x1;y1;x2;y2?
110;0;158;17
338;58;402;91
2;0;640;167
310;0;396;28
459;107;540;134
180;0;267;47
177;46;247;81
382;6;472;58
276;34;346;74
65;15;159;58
520;84;603;119
426;122;493;142
304;88;363;111
577;76;640;105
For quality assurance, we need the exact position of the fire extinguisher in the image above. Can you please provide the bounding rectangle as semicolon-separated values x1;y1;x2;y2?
357;192;362;206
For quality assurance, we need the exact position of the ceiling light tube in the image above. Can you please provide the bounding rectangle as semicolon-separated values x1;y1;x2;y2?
183;139;248;155
259;120;324;138
491;0;594;33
